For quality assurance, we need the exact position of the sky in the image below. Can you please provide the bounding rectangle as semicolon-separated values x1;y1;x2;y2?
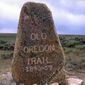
0;0;85;35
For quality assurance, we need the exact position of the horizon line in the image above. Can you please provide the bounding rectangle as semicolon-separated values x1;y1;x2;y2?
0;33;85;36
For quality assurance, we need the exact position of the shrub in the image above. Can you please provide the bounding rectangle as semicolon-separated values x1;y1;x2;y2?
0;52;13;60
65;40;80;47
2;43;14;51
0;40;7;44
0;45;4;50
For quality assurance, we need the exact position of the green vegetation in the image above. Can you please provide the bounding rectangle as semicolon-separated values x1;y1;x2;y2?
0;33;85;74
0;34;15;60
59;35;85;70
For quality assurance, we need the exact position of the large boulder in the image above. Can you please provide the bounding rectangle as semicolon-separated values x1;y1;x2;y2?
12;2;67;85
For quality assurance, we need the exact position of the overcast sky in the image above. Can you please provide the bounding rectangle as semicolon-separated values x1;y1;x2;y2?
0;0;85;35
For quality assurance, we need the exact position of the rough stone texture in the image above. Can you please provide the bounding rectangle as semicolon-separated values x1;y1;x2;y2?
0;72;84;85
12;2;67;85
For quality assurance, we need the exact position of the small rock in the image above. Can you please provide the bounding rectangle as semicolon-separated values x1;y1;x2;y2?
0;72;14;85
67;77;83;85
51;82;58;85
81;81;85;85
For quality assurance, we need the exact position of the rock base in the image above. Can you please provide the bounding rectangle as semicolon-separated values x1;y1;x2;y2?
0;72;84;85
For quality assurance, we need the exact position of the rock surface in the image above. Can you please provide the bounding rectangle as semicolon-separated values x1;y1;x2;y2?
0;72;84;85
12;2;67;85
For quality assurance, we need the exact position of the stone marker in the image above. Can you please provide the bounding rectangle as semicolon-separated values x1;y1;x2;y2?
12;2;68;85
